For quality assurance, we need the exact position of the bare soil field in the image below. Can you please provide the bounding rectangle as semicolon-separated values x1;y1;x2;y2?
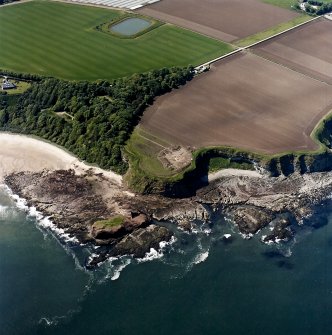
137;0;298;42
253;18;332;84
141;52;332;154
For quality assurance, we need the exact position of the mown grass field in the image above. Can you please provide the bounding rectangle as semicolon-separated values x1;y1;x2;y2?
0;0;232;81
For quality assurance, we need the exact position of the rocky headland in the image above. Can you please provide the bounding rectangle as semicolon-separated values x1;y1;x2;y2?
4;162;332;268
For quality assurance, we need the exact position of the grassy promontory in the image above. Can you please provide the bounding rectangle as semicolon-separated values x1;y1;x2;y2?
124;111;332;196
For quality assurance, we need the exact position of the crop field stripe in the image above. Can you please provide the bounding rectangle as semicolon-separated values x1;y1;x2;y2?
0;1;232;80
252;49;332;87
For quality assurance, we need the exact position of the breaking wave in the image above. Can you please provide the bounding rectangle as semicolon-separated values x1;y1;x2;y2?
193;250;209;265
137;236;177;263
3;184;78;244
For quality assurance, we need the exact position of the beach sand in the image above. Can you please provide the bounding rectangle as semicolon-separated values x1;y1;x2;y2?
208;168;262;182
0;133;122;185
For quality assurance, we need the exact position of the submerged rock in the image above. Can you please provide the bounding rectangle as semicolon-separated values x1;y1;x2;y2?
262;217;293;244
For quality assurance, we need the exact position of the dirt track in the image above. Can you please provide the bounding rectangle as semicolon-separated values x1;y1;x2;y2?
253;18;332;85
141;52;332;154
138;0;298;42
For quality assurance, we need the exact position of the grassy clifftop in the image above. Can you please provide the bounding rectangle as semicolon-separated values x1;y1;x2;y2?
124;111;332;196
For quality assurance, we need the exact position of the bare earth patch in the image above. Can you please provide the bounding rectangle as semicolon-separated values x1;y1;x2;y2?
158;146;192;171
137;0;298;42
253;18;332;84
141;52;332;154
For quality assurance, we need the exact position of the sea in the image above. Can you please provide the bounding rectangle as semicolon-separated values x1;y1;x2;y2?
1;184;332;335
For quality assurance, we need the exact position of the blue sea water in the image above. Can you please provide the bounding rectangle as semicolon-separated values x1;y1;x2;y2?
1;186;332;335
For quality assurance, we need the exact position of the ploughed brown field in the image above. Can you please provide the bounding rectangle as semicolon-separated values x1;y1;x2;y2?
141;52;332;154
253;18;332;85
137;0;298;42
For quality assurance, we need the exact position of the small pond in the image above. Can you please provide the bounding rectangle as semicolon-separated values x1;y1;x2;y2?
110;18;151;36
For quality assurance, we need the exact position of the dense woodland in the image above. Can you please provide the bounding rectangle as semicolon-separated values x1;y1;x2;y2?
298;0;332;14
0;67;194;173
0;0;19;5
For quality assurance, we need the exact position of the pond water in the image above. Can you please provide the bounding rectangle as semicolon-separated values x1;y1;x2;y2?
110;18;151;36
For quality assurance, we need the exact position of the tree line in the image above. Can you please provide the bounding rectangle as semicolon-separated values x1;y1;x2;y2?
0;67;194;173
0;0;19;5
298;0;332;15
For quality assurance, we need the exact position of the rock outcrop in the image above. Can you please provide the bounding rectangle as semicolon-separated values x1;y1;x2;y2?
110;224;173;258
4;170;173;267
5;167;332;269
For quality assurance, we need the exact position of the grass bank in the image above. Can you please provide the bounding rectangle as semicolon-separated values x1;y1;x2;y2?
234;14;311;47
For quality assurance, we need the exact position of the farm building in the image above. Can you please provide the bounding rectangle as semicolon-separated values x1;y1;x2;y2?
1;76;16;90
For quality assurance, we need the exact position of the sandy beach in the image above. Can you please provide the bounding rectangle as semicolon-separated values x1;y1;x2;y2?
208;168;262;182
0;133;122;185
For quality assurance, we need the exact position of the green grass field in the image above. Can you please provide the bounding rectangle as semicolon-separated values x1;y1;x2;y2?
0;0;233;81
125;128;176;178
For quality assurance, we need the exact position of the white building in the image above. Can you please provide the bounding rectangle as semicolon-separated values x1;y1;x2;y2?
1;76;16;90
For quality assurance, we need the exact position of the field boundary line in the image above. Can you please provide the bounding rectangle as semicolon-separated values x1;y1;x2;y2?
197;15;321;69
250;51;332;87
137;133;167;149
51;0;123;12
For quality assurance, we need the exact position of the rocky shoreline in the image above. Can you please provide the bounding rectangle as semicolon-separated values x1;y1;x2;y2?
4;166;332;268
4;169;174;267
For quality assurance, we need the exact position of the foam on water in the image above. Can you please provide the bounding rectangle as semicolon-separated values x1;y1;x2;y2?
3;184;78;244
193;251;209;265
191;222;212;235
110;259;131;281
97;256;132;283
0;204;9;218
137;235;177;263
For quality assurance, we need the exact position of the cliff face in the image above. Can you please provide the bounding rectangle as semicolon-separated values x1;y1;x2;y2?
126;114;332;197
264;152;332;177
133;150;332;198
